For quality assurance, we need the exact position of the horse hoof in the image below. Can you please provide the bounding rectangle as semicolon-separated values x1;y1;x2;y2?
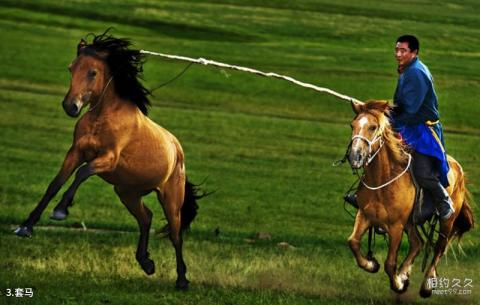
395;278;409;294
175;279;190;290
139;258;155;275
365;258;380;273
14;226;32;238
420;287;432;298
50;209;68;221
401;278;410;293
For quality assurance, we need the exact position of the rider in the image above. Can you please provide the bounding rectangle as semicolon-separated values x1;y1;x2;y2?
392;34;454;221
345;35;455;221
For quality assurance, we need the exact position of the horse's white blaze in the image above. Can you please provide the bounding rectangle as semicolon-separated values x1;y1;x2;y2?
358;116;369;130
351;116;371;153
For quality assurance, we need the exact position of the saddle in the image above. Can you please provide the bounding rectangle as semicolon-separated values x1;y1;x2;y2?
410;168;437;225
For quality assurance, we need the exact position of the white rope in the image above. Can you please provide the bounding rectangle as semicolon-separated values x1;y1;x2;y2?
362;153;412;190
140;50;362;104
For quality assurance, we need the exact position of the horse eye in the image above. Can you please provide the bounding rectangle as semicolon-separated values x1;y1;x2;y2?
369;125;377;131
88;69;97;78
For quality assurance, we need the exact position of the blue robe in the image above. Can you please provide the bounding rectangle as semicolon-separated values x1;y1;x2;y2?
391;57;449;187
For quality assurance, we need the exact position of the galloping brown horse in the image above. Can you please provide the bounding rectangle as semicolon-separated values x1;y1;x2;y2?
347;100;473;297
14;32;202;289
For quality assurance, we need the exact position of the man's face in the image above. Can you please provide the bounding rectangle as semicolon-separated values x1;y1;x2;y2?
395;41;417;67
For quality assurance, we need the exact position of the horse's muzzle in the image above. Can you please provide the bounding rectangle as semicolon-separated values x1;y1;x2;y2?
348;149;366;169
62;99;81;117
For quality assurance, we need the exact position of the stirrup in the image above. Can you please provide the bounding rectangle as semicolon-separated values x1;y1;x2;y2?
344;193;358;208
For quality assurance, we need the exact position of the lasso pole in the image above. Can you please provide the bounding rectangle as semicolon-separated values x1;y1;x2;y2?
140;50;363;104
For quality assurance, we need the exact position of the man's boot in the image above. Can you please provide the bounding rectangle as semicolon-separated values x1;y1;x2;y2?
435;187;455;221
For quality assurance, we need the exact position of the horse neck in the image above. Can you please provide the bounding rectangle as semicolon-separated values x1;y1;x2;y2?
363;140;405;187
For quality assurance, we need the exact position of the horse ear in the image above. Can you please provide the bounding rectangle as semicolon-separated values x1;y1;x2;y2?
351;100;364;114
377;100;391;113
77;39;87;53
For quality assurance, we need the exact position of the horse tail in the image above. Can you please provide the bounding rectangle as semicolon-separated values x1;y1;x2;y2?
180;178;203;233
453;189;474;239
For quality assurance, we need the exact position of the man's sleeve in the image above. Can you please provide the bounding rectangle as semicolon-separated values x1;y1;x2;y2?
392;69;429;125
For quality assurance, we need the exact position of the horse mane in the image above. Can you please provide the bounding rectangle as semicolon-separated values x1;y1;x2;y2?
79;30;151;115
360;100;409;164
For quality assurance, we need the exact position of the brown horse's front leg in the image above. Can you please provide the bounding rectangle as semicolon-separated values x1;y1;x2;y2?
384;224;408;293
50;164;95;220
15;148;82;237
348;211;380;273
50;151;118;220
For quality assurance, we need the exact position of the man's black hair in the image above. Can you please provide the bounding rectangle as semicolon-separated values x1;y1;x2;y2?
396;35;419;54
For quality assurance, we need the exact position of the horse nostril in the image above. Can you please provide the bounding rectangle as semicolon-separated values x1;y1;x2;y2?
354;153;362;162
62;100;79;117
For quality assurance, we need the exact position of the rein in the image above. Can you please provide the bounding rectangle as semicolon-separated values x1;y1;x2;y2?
361;153;412;190
88;75;114;112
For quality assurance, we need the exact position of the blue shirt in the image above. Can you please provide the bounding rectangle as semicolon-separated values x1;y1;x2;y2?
393;57;439;126
391;57;450;187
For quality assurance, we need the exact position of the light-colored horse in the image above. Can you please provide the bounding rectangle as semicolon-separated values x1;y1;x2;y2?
347;100;473;297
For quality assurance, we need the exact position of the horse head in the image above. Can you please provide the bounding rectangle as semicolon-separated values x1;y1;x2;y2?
62;40;111;117
62;30;151;118
348;100;390;169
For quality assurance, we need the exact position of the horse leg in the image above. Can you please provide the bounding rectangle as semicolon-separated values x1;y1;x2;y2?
50;151;118;220
348;211;380;273
384;224;407;293
50;164;94;220
398;223;423;290
157;168;189;289
15;148;82;237
114;186;155;275
420;219;455;298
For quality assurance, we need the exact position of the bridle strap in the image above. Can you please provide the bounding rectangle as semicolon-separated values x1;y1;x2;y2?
88;75;114;112
351;133;384;165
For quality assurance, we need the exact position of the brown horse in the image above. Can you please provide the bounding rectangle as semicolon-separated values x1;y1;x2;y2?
346;100;473;297
14;32;203;289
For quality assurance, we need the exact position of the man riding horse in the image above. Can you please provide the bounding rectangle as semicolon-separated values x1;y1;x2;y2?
346;34;455;222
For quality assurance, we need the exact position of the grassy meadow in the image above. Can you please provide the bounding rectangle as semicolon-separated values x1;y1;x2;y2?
0;1;479;304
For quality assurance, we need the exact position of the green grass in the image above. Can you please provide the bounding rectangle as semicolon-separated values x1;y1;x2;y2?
0;1;479;304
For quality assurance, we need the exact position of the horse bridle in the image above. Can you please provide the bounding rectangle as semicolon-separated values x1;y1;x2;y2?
350;130;412;190
351;132;384;166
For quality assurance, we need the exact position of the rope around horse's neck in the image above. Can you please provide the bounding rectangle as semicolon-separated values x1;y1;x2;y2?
361;152;412;190
140;50;362;104
88;75;114;112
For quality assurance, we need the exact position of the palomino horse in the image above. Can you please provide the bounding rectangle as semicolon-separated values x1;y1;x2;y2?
14;32;203;289
347;100;473;297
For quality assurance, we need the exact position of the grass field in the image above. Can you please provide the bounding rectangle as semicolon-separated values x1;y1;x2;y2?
0;1;479;304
